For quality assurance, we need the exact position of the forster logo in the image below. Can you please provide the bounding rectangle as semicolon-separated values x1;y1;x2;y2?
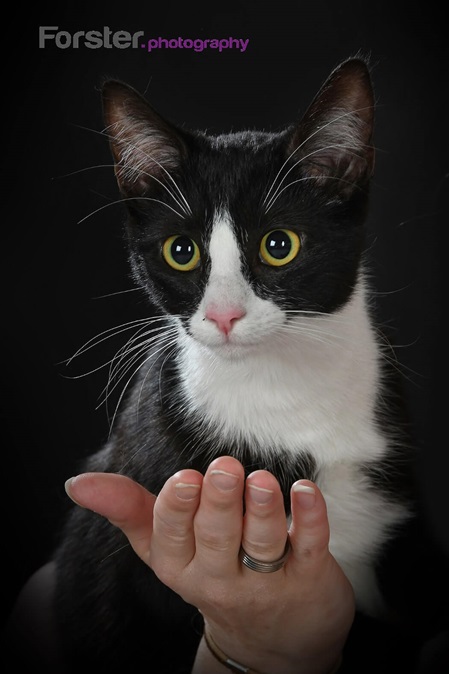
38;26;250;53
39;26;144;49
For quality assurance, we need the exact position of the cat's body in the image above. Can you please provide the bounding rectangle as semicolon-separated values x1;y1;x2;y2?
50;58;447;672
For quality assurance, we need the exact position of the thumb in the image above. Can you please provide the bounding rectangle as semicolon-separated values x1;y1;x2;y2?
65;472;156;562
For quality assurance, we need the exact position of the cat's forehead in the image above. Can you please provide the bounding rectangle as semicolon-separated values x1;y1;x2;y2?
188;128;289;207
209;129;285;151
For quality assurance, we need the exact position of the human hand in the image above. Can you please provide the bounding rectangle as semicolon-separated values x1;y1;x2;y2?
65;457;355;674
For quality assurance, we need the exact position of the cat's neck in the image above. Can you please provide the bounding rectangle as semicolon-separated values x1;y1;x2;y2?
174;278;386;466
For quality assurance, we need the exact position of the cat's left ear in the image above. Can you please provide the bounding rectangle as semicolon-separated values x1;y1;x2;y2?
102;80;187;195
288;57;375;195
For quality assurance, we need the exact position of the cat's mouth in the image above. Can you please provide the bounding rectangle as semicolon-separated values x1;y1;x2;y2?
193;329;263;354
185;282;287;356
187;315;279;359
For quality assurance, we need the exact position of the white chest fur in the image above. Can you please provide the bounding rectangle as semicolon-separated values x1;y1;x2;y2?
176;307;408;616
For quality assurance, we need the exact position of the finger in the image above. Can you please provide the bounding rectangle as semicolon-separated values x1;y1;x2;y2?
241;470;288;565
150;469;203;573
193;456;245;576
65;472;156;561
288;480;330;566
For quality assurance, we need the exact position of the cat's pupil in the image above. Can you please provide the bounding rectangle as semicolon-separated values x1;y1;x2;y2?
266;230;292;259
171;236;195;265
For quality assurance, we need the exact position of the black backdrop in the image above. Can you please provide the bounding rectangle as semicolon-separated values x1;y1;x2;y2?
3;1;448;626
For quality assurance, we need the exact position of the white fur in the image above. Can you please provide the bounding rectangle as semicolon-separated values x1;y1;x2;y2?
175;210;409;617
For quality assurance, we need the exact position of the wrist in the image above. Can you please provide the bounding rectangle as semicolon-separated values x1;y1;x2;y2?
203;627;261;673
201;624;343;674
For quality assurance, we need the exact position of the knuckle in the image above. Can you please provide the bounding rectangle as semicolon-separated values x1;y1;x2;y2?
243;537;284;561
154;510;190;543
198;529;234;553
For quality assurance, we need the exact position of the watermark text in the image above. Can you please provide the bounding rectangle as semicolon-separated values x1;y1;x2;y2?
39;27;250;53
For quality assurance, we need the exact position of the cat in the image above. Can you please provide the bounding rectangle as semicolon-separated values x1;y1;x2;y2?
46;56;446;672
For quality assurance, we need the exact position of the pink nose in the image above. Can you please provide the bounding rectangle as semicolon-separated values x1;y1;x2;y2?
205;306;246;336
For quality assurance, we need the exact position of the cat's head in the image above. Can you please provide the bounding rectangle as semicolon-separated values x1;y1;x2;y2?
102;57;374;357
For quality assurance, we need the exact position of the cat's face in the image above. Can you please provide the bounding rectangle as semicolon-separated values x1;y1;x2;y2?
185;206;288;354
102;58;374;357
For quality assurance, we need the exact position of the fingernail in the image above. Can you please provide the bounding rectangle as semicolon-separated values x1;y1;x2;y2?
64;477;83;507
175;482;201;501
210;469;239;492
248;483;274;505
292;482;316;509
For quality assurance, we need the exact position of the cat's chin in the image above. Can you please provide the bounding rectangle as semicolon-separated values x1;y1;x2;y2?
215;343;259;360
192;335;263;360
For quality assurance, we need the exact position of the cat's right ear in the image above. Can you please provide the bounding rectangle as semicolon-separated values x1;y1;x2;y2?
286;58;375;197
102;81;186;195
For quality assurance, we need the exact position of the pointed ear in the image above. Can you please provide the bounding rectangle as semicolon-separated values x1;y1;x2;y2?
287;58;375;195
102;80;186;195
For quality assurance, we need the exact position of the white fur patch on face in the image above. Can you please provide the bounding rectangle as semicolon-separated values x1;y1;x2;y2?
188;210;284;350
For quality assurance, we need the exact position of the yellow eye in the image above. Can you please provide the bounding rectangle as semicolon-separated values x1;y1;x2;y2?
162;235;201;271
259;229;300;266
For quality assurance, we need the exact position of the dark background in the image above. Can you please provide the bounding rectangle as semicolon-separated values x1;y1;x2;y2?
2;1;448;626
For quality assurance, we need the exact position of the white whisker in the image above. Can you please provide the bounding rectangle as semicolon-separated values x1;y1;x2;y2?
65;316;167;364
105;332;179;436
262;106;372;210
102;331;176;406
77;196;186;224
135;340;179;424
62;323;164;394
92;287;144;300
275;321;354;351
264;142;368;212
106;123;193;217
73;122;192;218
52;164;116;180
284;308;361;326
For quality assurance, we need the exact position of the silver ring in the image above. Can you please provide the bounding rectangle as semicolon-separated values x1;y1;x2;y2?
239;539;291;573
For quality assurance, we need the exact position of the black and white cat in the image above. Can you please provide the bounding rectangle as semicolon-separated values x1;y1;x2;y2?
48;57;444;672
